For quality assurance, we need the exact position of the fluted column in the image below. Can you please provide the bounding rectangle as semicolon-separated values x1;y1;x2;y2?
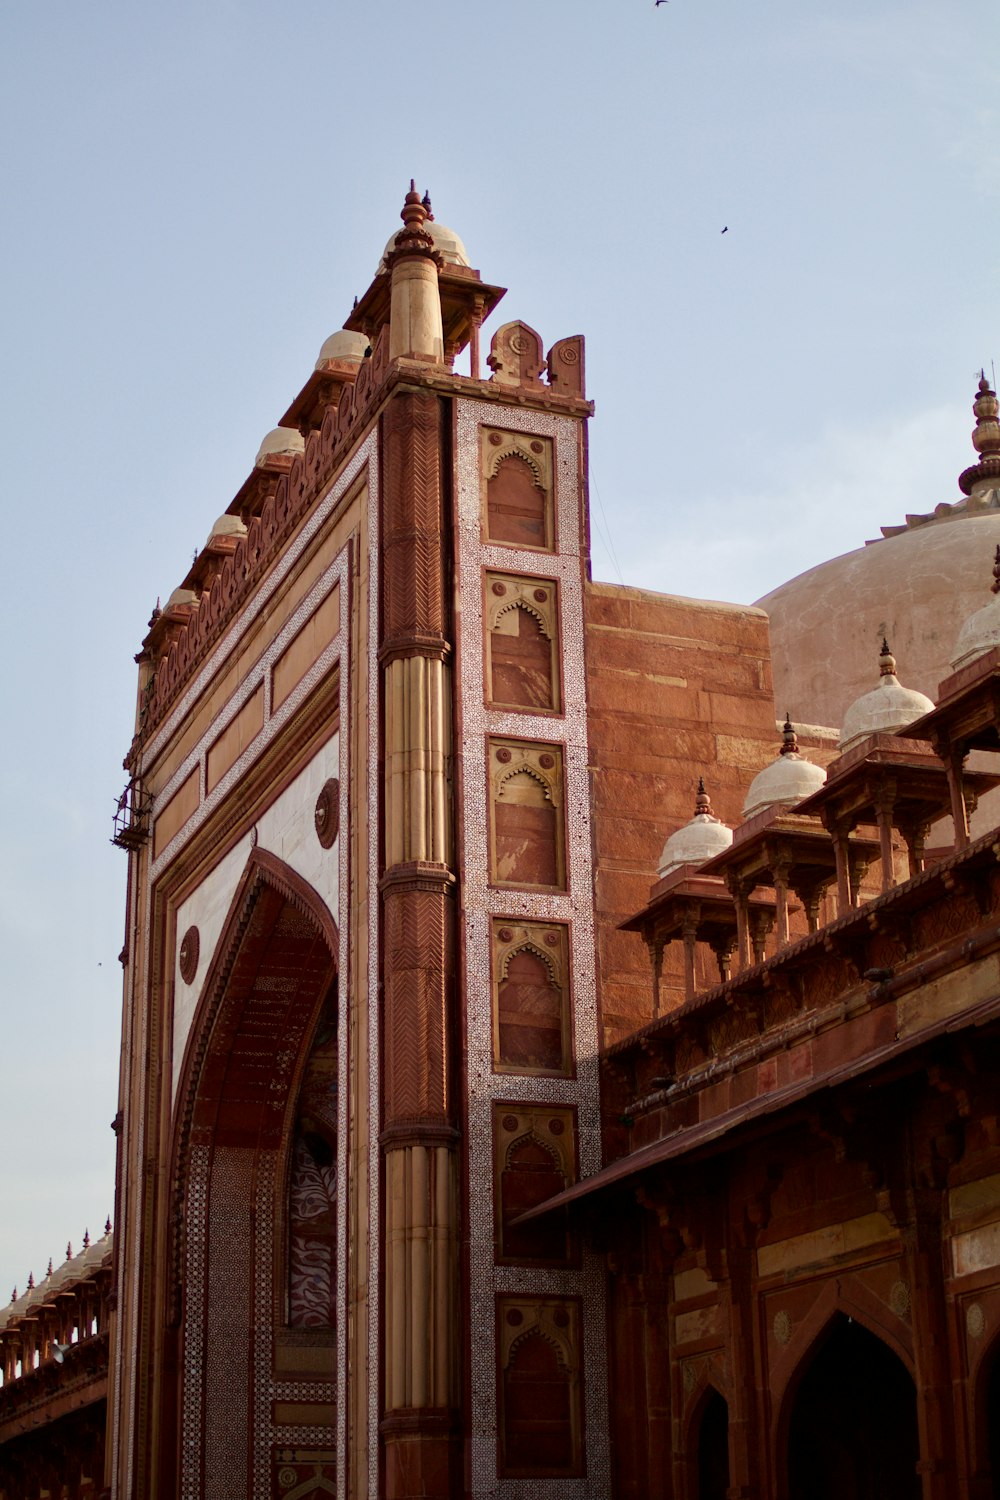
379;387;460;1500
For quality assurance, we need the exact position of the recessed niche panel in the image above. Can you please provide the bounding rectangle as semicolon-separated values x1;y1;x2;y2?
485;573;560;713
481;428;555;551
497;1297;585;1478
492;920;572;1076
493;1104;576;1265
488;740;565;891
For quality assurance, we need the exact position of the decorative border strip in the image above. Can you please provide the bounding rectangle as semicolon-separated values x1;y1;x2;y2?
455;398;608;1499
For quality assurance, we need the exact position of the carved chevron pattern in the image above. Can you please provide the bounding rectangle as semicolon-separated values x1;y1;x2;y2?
382;888;454;1124
382;392;445;641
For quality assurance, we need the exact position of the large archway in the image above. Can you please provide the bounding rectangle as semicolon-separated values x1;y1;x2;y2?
167;850;339;1500
786;1315;919;1500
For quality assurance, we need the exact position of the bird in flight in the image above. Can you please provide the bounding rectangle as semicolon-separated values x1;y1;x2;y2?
721;226;728;233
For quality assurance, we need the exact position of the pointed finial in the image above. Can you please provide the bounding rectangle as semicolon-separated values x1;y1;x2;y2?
66;1242;72;1262
960;372;1000;494
780;714;800;755
879;638;897;677
83;1228;90;1250
26;1272;34;1291
10;1288;16;1305
352;295;358;310
47;1258;53;1277
694;776;711;817
422;189;434;220
105;1216;112;1236
399;179;427;232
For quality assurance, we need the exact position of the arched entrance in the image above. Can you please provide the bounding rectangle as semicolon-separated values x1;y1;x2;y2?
786;1315;919;1499
167;850;339;1499
694;1387;730;1500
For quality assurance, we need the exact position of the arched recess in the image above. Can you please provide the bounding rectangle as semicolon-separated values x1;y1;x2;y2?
972;1325;1000;1497
684;1383;730;1500
779;1312;919;1500
165;848;339;1500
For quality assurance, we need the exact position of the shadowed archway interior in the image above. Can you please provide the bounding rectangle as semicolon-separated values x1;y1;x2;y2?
172;856;338;1500
786;1316;918;1500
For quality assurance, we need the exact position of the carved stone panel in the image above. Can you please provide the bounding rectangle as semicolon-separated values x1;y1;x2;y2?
484;572;560;713
488;740;565;891
497;1296;585;1478
492;920;572;1076
493;1104;576;1264
480;427;554;551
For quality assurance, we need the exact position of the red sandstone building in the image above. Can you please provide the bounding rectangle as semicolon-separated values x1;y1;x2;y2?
4;189;1000;1498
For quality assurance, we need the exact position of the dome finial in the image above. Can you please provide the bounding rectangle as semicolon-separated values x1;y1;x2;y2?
879;638;896;677
780;714;799;755
959;372;1000;495
694;776;711;816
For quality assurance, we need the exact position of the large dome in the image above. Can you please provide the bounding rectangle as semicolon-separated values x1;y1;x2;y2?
758;509;1000;730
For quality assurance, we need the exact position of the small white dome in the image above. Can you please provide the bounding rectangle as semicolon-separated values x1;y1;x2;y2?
743;721;827;818
951;595;1000;670
207;512;247;543
950;552;1000;669
743;753;826;819
378;218;470;273
315;328;369;368
657;783;733;877
839;645;935;751
166;587;199;610
254;428;305;467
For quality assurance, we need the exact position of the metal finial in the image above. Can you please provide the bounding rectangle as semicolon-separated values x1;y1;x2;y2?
694;776;711;817
83;1229;90;1250
26;1272;34;1291
10;1288;15;1304
47;1258;53;1277
66;1242;72;1262
105;1216;112;1236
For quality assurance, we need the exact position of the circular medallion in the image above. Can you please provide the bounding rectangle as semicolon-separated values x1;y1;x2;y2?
492;581;507;596
889;1280;911;1318
496;748;512;764
278;1469;298;1491
544;932;559;946
502;1115;518;1132
179;926;200;985
533;589;548;603
549;1118;564;1136
539;753;555;770
488;431;503;446
553;1308;569;1328
773;1310;792;1346
531;440;544;453
558;346;580;365
498;927;513;943
314;778;340;849
506;1308;523;1327
968;1302;986;1340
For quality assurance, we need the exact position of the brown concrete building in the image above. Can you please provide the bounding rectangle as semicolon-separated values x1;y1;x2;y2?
4;190;1000;1499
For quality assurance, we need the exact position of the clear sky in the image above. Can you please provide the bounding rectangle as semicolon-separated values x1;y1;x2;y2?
0;0;996;1296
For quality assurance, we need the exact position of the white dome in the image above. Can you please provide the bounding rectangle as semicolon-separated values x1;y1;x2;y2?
743;748;826;819
315;328;369;368
951;594;1000;670
378;218;470;272
166;587;199;610
254;427;305;467
839;646;935;751
657;784;733;877
207;512;247;543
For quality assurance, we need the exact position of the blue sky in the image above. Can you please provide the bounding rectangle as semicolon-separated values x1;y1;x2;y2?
0;0;996;1294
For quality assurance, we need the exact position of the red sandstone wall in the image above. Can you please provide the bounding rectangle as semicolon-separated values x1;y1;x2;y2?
584;582;778;1043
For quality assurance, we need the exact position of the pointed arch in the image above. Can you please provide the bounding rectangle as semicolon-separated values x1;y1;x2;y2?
164;847;339;1499
777;1310;919;1500
971;1322;1000;1496
684;1381;731;1500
